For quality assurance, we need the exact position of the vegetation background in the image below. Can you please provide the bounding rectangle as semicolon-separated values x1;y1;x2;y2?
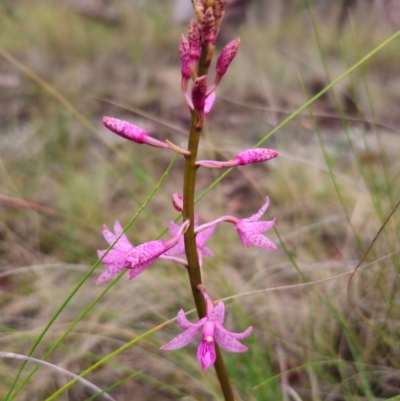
1;0;400;400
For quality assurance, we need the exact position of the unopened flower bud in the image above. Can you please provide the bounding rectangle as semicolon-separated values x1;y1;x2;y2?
191;0;204;21
192;75;208;111
103;117;168;149
179;34;191;79
213;0;227;19
202;7;216;44
172;193;184;212
196;148;279;168
234;148;279;165
192;75;208;128
188;20;202;65
216;37;240;76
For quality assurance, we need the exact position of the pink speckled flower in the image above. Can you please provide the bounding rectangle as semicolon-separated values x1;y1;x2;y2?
161;285;252;370
97;220;190;284
195;197;276;250
103;117;168;149
165;216;215;267
196;148;278;168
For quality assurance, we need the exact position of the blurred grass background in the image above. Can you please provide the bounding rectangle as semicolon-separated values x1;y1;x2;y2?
1;0;400;400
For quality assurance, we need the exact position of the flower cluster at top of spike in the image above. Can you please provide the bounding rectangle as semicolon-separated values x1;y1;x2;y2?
96;0;279;372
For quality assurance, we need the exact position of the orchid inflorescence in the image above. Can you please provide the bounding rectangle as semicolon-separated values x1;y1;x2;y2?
96;0;279;389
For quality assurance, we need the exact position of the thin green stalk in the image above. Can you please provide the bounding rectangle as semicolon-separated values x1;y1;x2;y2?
182;44;235;401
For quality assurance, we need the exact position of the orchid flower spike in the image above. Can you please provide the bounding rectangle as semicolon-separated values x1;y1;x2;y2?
161;285;252;370
195;197;277;250
103;117;189;156
196;148;279;168
97;220;190;284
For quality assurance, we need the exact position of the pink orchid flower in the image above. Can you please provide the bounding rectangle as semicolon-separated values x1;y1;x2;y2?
97;220;189;284
161;286;252;370
195;197;277;250
165;215;215;267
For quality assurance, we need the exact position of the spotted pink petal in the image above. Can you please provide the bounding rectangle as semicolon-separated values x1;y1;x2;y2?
161;324;204;350
96;255;127;284
204;92;216;115
177;309;207;329
243;232;277;249
209;302;225;325
244;197;270;222
97;222;136;284
196;224;216;249
215;322;253;340
214;326;250;352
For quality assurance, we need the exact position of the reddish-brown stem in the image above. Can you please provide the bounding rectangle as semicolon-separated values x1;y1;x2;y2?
182;43;235;401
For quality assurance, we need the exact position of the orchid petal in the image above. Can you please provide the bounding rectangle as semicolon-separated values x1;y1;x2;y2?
197;339;216;370
243;197;269;222
215;322;253;340
214;328;249;352
161;325;203;350
210;302;225;325
177;310;207;329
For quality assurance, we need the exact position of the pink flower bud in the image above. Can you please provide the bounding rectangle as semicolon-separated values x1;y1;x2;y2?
214;0;228;19
202;7;216;44
179;34;191;79
102;117;168;149
172;193;184;212
188;20;202;64
196;148;279;168
191;75;208;111
234;148;279;165
191;0;204;21
216;37;240;76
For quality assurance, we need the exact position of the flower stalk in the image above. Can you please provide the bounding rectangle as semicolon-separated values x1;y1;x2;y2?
182;41;235;400
96;1;278;399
